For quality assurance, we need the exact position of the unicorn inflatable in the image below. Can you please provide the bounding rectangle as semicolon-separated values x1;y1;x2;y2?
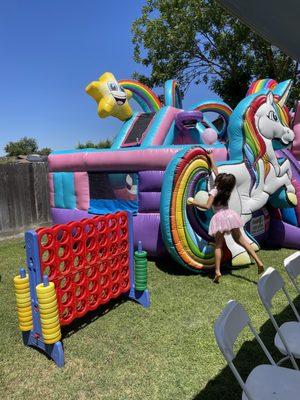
211;84;297;265
48;74;300;273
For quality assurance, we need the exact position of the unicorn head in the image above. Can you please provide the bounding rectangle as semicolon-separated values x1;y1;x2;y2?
228;79;294;182
255;92;294;146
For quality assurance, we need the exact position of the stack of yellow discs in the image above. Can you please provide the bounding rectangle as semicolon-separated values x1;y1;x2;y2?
36;282;62;344
14;274;33;331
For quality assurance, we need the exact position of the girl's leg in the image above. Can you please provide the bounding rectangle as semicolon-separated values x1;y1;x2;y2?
214;232;224;283
231;228;264;273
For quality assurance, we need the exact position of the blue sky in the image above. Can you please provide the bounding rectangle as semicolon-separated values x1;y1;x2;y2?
0;0;218;155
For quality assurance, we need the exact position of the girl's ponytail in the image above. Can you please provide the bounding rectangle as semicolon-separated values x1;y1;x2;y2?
213;173;236;207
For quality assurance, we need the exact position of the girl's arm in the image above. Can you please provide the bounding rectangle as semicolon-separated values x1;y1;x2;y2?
207;149;219;176
187;194;215;210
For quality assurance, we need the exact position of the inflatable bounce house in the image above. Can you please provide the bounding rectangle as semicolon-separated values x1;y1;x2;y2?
48;73;300;273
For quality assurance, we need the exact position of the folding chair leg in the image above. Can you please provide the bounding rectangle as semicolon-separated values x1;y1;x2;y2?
277;356;290;366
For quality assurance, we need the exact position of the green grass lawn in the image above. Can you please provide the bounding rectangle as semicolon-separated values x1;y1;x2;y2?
0;238;299;400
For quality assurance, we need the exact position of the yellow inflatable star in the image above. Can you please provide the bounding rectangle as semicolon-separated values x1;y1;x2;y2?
86;72;133;121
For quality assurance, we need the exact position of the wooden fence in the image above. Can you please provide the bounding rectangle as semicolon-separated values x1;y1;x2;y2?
0;162;50;238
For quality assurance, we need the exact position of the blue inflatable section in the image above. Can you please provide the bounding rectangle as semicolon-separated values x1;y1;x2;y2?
269;187;295;209
281;207;298;226
141;107;170;147
53;172;76;209
89;199;138;215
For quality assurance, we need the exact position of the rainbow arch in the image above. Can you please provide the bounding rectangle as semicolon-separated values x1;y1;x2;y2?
160;147;216;272
119;79;162;113
189;101;233;140
191;101;233;118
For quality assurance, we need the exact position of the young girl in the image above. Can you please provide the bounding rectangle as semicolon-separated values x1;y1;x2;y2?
188;150;264;283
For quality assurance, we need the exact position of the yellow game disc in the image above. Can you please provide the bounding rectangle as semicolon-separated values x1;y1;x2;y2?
40;309;58;320
39;305;58;315
15;292;31;300
37;293;57;304
16;300;31;308
15;286;30;294
44;331;61;340
43;331;61;340
36;288;57;299
19;320;33;326
40;315;60;325
44;336;61;344
14;283;29;291
14;275;29;285
17;305;32;313
42;325;61;336
36;282;55;295
19;324;33;331
38;300;58;311
41;320;61;330
18;315;33;324
18;311;32;318
18;317;32;325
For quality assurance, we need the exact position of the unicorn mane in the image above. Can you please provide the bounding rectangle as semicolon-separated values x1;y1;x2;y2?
273;97;291;127
242;93;291;182
246;78;277;96
243;94;270;181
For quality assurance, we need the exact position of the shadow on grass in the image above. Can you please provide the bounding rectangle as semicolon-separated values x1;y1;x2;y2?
155;256;258;286
154;255;241;277
229;269;258;285
53;258;257;342
260;243;282;251
154;256;197;276
61;295;128;338
193;296;300;400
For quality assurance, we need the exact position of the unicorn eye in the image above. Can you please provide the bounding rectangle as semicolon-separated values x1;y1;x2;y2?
267;111;278;121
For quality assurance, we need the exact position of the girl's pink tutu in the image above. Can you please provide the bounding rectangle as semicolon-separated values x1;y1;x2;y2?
208;208;244;237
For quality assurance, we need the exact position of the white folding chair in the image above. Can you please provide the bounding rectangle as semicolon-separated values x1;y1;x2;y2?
214;300;300;400
257;267;300;369
284;252;300;296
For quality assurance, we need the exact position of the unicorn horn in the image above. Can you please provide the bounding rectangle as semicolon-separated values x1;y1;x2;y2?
275;80;293;107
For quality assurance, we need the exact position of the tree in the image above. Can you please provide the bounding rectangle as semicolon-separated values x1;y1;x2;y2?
38;147;52;156
5;136;38;156
76;139;112;149
97;139;113;149
132;0;300;107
